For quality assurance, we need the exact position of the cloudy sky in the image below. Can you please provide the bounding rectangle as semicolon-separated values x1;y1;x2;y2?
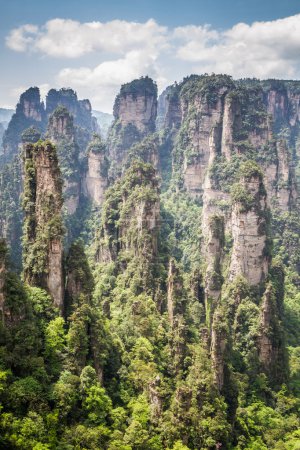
1;0;300;112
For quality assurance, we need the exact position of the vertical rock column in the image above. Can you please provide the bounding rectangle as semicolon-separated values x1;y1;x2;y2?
0;240;7;317
258;262;287;384
204;215;224;327
276;140;296;211
83;135;108;206
23;142;64;311
229;163;270;286
108;76;158;177
167;259;187;372
47;107;80;215
211;310;227;390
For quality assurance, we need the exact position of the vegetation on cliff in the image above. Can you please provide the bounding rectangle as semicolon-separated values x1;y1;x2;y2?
0;74;300;449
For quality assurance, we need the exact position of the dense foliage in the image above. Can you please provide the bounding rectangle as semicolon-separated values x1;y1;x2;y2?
0;74;300;449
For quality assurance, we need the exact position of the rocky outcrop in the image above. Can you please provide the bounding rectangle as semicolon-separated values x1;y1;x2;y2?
22;141;64;311
211;310;227;390
164;76;299;212
2;87;96;165
46;88;94;131
167;259;188;371
258;285;276;369
83;135;108;206
204;215;224;324
47;106;75;142
65;240;94;312
149;375;163;420
167;259;184;326
114;80;157;134
2;87;45;162
0;239;7;318
108;77;157;177
17;87;43;122
266;88;287;130
229;163;270;286
127;135;159;170
157;85;182;131
276;140;296;211
118;162;160;258
258;269;287;384
220;93;239;160
95;161;160;264
287;89;300;126
259;139;296;212
181;88;228;197
47;107;80;215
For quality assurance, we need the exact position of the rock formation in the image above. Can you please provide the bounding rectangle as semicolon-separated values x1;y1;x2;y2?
156;76;297;215
83;134;108;206
167;259;185;326
211;310;227;390
2;87;45;162
95;160;160;267
229;162;270;286
0;239;6;318
204;214;224;325
47;106;80;214
2;87;96;165
167;259;188;372
46;88;94;131
156;84;182;131
108;76;157;177
22;141;64;311
258;262;287;384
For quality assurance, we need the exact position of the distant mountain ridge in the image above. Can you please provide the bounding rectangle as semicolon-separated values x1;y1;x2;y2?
0;108;14;146
0;108;14;123
92;110;113;138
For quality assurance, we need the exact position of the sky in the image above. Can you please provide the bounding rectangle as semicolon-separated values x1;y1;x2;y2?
1;0;300;112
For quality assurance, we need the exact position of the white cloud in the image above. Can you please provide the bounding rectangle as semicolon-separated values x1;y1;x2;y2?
6;24;38;52
176;14;300;78
5;14;300;111
57;50;165;112
6;18;167;58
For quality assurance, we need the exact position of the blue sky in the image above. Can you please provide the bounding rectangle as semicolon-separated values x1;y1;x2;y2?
1;0;300;111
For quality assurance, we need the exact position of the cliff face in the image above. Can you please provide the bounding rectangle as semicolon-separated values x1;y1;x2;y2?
47;106;75;142
2;87;45;163
95;161;160;266
83;135;108;206
115;92;156;135
1;74;300;448
46;88;94;131
47;107;81;215
2;87;96;166
204;215;224;324
156;85;182;131
167;259;188;371
169;75;234;197
258;265;287;384
229;165;269;286
22;142;64;311
159;76;297;213
180;88;228;197
0;240;6;316
211;311;227;390
108;77;158;177
275;140;296;211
